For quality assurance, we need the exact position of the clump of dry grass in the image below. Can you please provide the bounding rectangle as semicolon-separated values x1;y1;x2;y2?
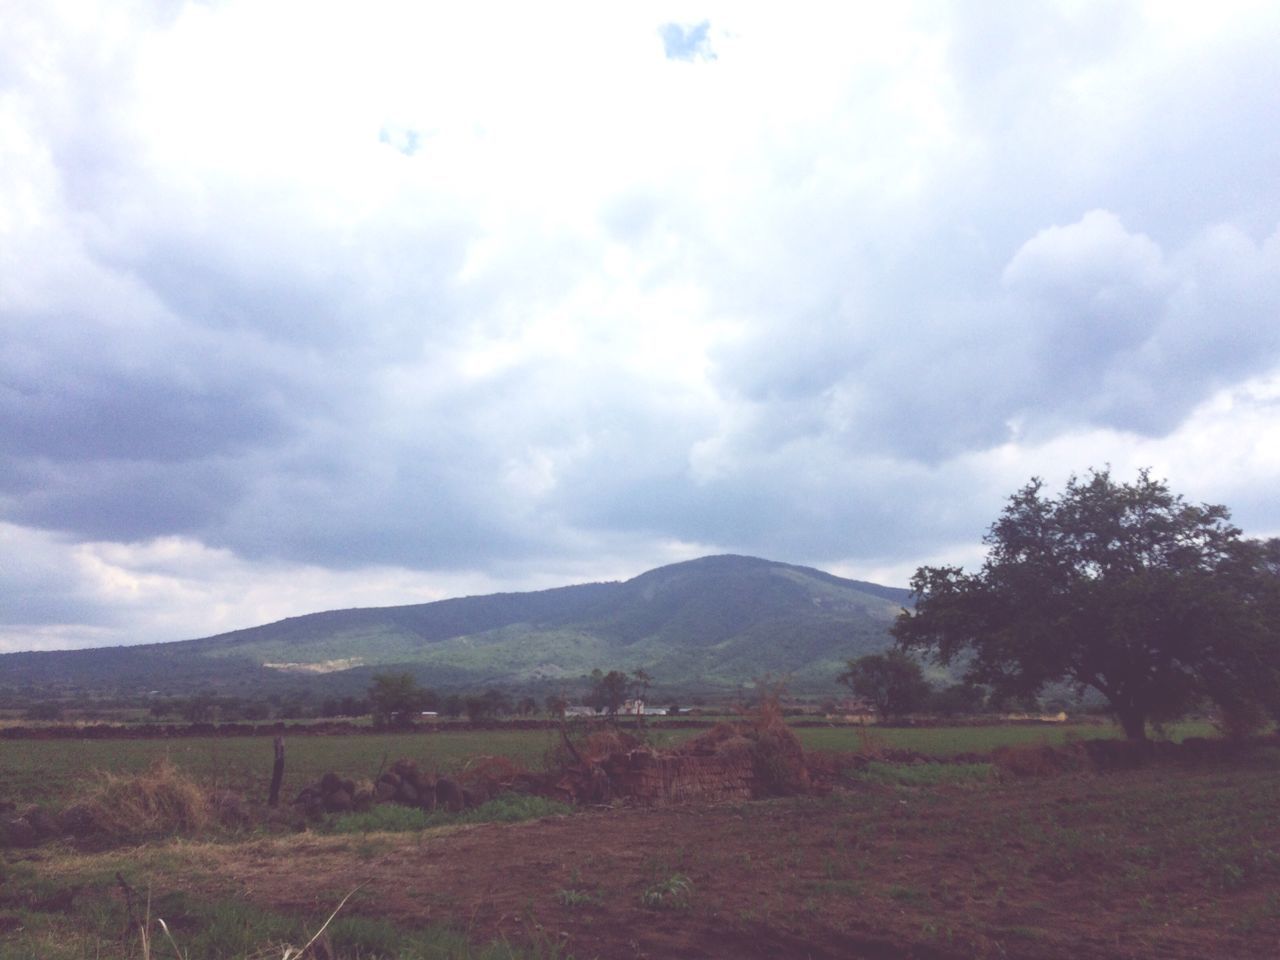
73;758;212;840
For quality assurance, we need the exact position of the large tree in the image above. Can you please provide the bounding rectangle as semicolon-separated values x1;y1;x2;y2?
892;469;1280;739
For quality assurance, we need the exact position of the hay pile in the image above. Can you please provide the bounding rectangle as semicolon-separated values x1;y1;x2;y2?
57;760;227;843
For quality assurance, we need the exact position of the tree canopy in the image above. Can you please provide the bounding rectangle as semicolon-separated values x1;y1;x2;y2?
892;469;1280;739
588;669;630;716
838;651;930;721
367;673;427;727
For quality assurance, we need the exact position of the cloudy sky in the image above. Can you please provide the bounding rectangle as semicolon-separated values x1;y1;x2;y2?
3;0;1280;653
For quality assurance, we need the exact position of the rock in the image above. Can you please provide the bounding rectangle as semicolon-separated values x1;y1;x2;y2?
320;772;343;793
390;759;420;780
325;789;353;813
395;782;419;805
436;777;463;813
292;786;318;807
58;803;100;838
21;807;61;841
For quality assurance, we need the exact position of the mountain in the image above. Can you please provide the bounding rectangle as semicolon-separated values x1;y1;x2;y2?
0;555;911;699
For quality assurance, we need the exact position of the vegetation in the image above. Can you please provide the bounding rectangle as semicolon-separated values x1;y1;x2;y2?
0;722;1220;809
838;650;930;720
0;555;910;702
586;670;629;716
326;793;572;834
368;673;431;727
640;873;694;910
4;749;1278;958
894;469;1280;739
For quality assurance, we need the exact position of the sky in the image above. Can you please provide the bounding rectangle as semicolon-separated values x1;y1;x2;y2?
3;0;1280;653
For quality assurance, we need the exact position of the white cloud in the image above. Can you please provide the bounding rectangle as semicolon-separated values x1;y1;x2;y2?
2;0;1279;650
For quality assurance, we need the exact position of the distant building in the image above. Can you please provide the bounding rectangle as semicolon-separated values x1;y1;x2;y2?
622;699;667;716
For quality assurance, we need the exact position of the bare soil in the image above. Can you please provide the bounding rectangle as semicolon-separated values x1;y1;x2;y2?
167;758;1280;960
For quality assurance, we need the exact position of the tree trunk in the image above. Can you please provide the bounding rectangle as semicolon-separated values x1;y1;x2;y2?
1117;708;1147;741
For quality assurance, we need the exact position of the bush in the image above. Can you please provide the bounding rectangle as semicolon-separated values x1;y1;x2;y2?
1212;700;1273;741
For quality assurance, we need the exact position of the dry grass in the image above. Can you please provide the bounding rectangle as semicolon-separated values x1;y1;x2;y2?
72;759;212;840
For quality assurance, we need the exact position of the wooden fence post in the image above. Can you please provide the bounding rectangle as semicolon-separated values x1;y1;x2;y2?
268;736;285;808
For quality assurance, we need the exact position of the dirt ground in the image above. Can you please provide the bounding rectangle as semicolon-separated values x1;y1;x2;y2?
162;759;1280;960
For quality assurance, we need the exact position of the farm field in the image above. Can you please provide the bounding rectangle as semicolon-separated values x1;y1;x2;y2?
2;740;1278;959
0;722;1216;807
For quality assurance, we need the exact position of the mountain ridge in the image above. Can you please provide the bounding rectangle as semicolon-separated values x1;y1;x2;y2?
0;555;910;698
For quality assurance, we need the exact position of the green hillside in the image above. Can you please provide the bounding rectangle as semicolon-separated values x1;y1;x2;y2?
0;555;909;698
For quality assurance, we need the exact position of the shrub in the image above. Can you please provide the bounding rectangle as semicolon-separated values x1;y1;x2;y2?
1212;700;1274;741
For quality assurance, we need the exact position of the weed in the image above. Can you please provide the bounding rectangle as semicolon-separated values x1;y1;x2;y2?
328;804;434;834
327;793;571;835
556;888;601;908
856;762;991;787
640;874;693;910
888;884;925;904
1219;862;1247;891
806;878;863;897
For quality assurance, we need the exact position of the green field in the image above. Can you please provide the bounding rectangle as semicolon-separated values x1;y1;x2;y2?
797;720;1216;756
0;721;1216;807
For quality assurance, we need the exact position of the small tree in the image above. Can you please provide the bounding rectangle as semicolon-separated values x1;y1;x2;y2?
544;692;568;719
631;669;653;704
588;669;630;716
368;673;424;728
838;651;929;721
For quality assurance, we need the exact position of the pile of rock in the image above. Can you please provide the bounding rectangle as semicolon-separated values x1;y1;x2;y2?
290;772;374;817
551;718;814;806
290;760;487;817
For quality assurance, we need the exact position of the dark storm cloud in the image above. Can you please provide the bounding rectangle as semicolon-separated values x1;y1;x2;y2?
0;329;287;462
3;1;1280;650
